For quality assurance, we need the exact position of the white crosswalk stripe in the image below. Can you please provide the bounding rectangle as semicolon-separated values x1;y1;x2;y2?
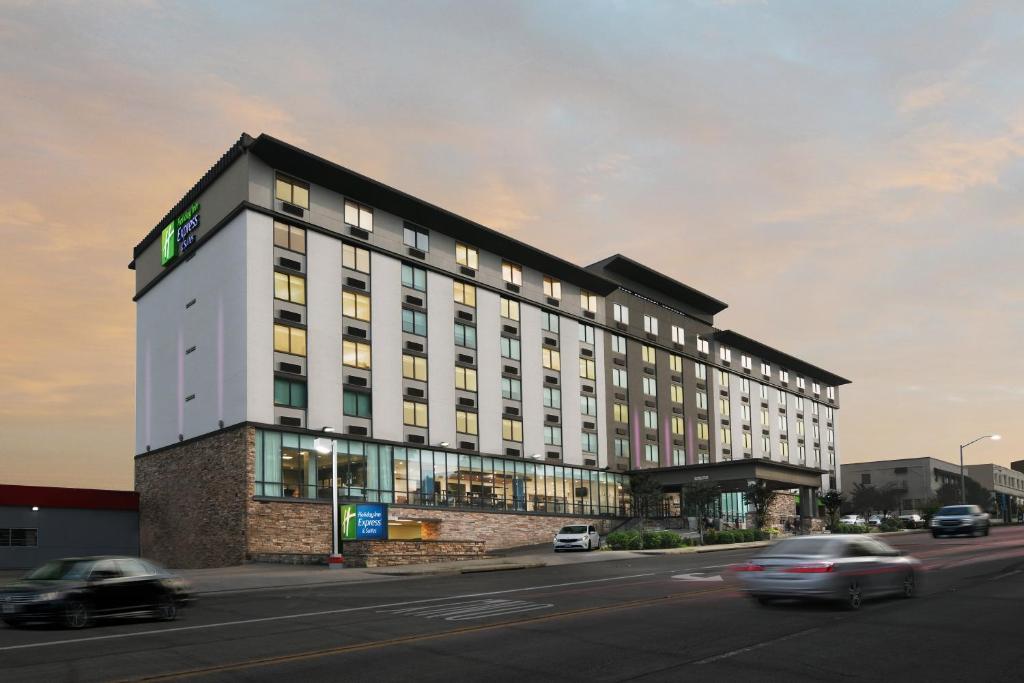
378;598;553;621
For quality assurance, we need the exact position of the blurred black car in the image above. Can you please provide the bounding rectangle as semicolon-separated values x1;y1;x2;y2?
0;556;192;629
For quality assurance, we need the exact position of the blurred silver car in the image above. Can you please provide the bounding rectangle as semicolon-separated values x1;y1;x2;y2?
733;535;920;610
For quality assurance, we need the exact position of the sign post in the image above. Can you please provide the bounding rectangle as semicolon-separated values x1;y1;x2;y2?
315;436;345;569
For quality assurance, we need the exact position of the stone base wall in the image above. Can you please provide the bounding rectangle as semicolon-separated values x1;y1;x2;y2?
765;492;798;530
247;499;332;556
134;426;252;569
390;506;615;550
343;540;485;568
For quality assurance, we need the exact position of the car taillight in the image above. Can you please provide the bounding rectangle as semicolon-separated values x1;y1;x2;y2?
732;563;764;572
783;563;835;573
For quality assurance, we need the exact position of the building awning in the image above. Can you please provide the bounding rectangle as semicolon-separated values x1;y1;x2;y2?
630;460;826;493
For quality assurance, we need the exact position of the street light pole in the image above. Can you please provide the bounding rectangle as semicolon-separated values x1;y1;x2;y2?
317;427;342;568
959;434;1001;504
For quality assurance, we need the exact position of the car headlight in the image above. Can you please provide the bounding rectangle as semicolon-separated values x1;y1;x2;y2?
930;519;938;526
35;591;64;602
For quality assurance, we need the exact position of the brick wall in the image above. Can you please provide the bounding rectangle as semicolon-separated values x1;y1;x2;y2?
247;499;331;556
344;540;486;568
135;426;251;568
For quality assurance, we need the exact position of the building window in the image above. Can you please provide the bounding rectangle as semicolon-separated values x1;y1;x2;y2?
762;435;771;453
672;448;685;466
719;397;730;416
721;427;731;445
778;415;787;432
612;368;627;388
401;264;426;291
579;324;595;344
274;272;306;305
741;378;750;394
403;400;428;427
613;403;629;423
614;438;629;458
273;324;307;356
456;243;478;269
580;395;597;416
672;416;684;435
696;392;707;410
741;404;750;421
582;432;598;453
795;396;804;411
642;377;657;397
861;473;871;485
665;354;681;373
542;386;560;408
500;336;520;359
453;282;477;307
505;377;524;401
542;348;561;370
743;432;752;449
643;315;659;335
342;290;371;321
796;376;806;390
274;378;307;409
813;424;820;439
456;410;478;435
777;389;785;404
796;420;805;436
402;308;427;336
502;261;522;286
645;443;659;462
0;528;38;547
455;366;478;392
502;418;523;442
718;369;729;386
543;276;561;300
798;445;806;463
501;297;520;321
761;362;771;376
697;421;708;439
641;345;656;364
342;243;370;273
275;174;309;209
741;354;752;370
580;290;597;313
579;357;596;380
274;221;306;252
696;336;709;354
455;323;478;349
542;312;560;333
544;425;562;446
343;391;371;418
695;363;707;380
643;410;657;429
671;325;685;345
813;382;821;395
343;340;371;368
403;226;429;251
827;386;836;400
670;384;683;403
697;452;710;464
719;346;731;362
611;335;626;354
815;448;821;466
779;441;789;458
402;354;427;381
344;199;373;232
613;303;629;324
761;409;769;426
827;428;835;444
779;369;789;383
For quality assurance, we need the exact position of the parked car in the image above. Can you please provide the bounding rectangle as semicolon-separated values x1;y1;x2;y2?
0;556;192;629
899;514;924;528
867;515;883;527
839;514;866;525
733;535;920;610
930;505;990;538
553;525;601;551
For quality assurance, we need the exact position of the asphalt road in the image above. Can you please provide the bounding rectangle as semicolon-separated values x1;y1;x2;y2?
3;527;1024;682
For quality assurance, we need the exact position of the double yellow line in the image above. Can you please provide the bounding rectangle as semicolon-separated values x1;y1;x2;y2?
130;585;734;681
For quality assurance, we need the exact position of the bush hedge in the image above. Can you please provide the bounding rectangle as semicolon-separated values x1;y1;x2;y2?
702;529;769;545
604;530;691;550
832;523;870;534
879;517;902;532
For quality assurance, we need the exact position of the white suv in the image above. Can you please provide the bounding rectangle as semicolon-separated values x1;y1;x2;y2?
553;525;601;552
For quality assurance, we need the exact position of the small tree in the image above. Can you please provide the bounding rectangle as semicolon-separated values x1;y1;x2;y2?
627;472;663;548
850;483;879;517
744;481;779;531
936;477;991;509
877;483;907;517
822;489;844;530
683;482;721;544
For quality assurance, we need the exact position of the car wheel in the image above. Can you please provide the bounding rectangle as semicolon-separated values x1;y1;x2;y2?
902;572;916;598
756;596;774;606
984;525;990;537
585;538;592;551
845;581;863;611
932;531;940;538
63;600;91;629
2;618;21;628
155;592;177;622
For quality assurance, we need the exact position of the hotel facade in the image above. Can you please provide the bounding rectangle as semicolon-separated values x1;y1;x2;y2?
132;134;849;567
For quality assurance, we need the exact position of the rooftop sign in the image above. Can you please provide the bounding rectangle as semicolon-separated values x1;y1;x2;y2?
161;201;201;266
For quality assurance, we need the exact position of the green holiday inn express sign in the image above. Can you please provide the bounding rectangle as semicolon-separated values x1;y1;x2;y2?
161;201;201;266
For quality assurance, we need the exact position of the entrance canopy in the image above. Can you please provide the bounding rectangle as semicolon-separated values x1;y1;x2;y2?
632;460;826;493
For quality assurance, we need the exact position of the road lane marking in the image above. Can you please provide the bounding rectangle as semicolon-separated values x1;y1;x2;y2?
0;571;657;653
380;599;553;621
672;573;724;582
695;626;820;665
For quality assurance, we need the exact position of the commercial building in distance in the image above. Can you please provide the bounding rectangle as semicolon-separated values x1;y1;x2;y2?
968;464;1024;521
132;134;849;567
841;457;962;513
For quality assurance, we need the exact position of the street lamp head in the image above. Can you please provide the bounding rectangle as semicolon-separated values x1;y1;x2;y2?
322;426;336;433
991;434;1002;441
438;442;451;448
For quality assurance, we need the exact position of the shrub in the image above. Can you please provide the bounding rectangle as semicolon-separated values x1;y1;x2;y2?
739;529;755;543
833;523;870;534
879;517;902;532
718;531;736;544
605;531;641;550
703;530;718;545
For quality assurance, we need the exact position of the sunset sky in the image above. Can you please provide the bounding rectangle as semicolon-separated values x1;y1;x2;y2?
2;1;1021;490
